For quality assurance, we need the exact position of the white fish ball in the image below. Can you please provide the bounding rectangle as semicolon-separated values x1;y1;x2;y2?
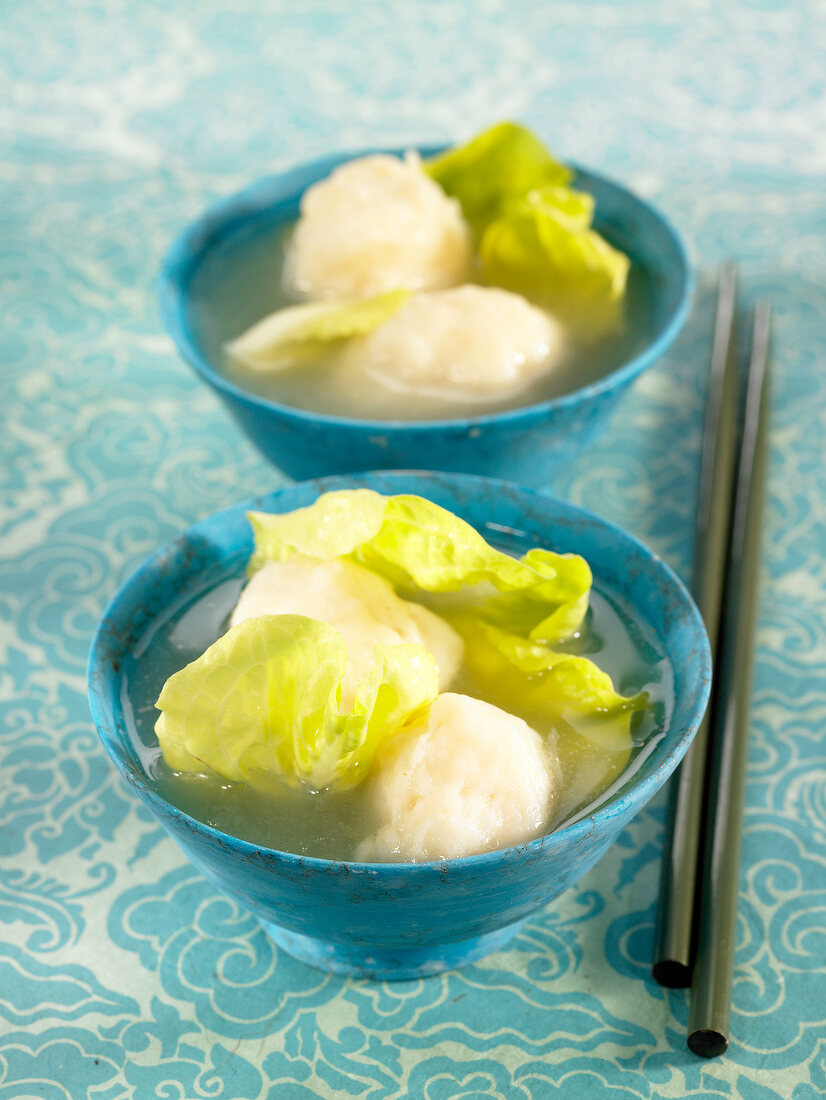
283;153;473;301
229;558;463;708
341;285;565;402
357;692;560;862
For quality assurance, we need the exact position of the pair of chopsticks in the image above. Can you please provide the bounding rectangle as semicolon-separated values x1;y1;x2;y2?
652;263;771;1057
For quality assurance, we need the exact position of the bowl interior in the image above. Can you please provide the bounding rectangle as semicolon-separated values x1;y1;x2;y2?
89;471;710;864
159;146;693;428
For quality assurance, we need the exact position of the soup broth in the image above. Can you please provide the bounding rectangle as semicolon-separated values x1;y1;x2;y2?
187;221;659;423
121;538;672;861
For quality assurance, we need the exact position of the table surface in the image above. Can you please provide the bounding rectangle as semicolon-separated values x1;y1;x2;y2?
3;2;824;1097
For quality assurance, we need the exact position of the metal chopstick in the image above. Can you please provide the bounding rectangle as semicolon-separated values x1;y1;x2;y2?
688;301;771;1056
653;263;741;986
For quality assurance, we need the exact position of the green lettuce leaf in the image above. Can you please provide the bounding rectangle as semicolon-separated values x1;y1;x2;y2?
520;185;594;233
225;289;410;371
424;121;572;236
248;488;387;572
460;620;644;718
155;613;438;792
425;122;630;302
480;187;630;301
248;490;591;647
456;620;645;801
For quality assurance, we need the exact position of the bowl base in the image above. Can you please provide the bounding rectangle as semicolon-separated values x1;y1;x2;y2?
259;918;527;980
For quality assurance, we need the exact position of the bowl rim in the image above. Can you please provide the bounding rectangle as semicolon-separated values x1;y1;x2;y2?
88;470;711;874
158;144;695;433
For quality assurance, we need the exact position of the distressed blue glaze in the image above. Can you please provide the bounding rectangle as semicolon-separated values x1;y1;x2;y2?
158;151;693;486
88;472;711;979
260;918;530;980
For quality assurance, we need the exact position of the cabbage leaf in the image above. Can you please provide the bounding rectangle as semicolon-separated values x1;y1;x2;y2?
455;619;645;800
249;489;591;647
459;619;644;719
425;122;630;301
480;187;630;301
225;289;410;371
248;488;387;571
155;613;438;792
424;121;572;236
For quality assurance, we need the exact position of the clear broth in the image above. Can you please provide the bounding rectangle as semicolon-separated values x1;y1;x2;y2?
121;548;672;861
187;221;660;422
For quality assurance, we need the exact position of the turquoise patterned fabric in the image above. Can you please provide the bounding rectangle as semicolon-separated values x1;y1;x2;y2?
2;1;824;1096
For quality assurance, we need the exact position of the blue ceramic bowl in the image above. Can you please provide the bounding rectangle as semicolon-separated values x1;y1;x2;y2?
159;148;693;486
88;471;710;980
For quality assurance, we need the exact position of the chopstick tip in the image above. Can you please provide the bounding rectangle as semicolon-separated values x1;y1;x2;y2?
652;958;692;988
687;1027;729;1059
